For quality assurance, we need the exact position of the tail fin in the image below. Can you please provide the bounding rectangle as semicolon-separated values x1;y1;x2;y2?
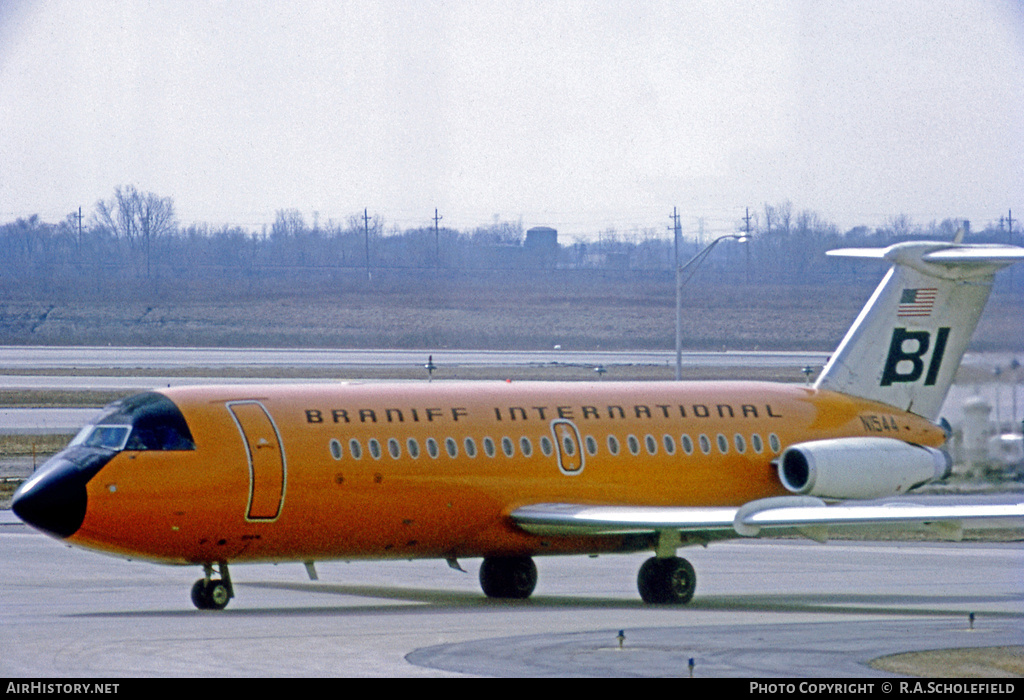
815;241;1024;420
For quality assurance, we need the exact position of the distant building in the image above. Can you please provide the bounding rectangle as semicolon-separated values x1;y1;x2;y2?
525;227;558;268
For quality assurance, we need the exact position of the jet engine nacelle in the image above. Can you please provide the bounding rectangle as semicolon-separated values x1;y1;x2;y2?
778;437;951;500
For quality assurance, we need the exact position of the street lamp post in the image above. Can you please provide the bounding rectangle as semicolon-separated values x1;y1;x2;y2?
675;234;750;380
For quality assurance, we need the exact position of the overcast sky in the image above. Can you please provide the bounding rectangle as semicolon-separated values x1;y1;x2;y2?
1;0;1022;238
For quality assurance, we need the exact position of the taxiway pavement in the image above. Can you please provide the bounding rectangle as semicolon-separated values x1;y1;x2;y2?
1;525;1020;677
0;346;832;371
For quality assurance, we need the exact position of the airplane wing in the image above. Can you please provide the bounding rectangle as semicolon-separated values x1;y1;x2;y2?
511;497;1024;541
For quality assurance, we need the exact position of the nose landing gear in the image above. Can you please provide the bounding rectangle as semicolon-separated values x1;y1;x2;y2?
191;562;234;610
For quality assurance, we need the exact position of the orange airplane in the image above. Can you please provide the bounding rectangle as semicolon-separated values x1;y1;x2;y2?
12;240;1024;609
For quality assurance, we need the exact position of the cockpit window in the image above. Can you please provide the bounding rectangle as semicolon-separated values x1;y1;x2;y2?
124;423;194;451
74;392;196;452
72;425;132;451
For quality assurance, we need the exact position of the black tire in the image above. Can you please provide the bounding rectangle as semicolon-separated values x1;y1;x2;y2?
479;556;537;599
637;556;696;604
191;579;210;609
190;579;231;610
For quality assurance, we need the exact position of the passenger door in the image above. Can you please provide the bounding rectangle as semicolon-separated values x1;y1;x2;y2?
227;401;286;521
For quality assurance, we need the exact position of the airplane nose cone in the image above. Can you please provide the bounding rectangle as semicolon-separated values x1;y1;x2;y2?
12;448;114;539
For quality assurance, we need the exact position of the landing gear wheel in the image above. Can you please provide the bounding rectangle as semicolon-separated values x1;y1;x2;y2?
191;562;234;610
637;556;696;604
479;556;538;599
191;579;231;610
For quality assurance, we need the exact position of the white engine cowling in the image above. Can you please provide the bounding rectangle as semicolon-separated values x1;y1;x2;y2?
778;437;951;500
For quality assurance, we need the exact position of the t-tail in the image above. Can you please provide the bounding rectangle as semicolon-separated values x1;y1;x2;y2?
815;240;1024;421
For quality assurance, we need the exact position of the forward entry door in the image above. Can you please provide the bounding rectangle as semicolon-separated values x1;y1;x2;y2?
228;401;286;521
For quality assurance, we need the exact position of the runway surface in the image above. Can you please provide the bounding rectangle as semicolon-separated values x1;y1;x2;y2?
2;525;1020;677
0;345;832;370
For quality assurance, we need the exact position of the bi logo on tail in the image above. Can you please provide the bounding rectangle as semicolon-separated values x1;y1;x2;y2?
880;327;950;387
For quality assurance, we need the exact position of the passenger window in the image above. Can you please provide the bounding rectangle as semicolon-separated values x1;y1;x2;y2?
388;438;401;459
627;435;640;456
607;435;620;456
445;437;458;458
644;434;658;455
501;437;515;457
464;437;477;458
519;436;533;457
562;436;576;456
483;437;496;458
540;436;553;457
698;434;711;455
407;438;420;459
585;435;598;456
349;439;363;460
368;438;382;460
769;433;782;453
663;434;676;455
734;434;746;454
329;439;343;460
751;434;764;453
426;438;439;459
681;434;694;455
716;434;729;454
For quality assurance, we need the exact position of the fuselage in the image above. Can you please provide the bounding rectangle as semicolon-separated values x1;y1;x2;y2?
48;380;943;565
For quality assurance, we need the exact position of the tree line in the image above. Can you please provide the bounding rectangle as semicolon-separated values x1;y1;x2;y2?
1;186;1019;298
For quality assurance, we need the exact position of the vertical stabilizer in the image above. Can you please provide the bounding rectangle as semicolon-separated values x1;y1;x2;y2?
815;242;1024;420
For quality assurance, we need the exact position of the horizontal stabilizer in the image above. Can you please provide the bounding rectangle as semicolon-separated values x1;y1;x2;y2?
826;242;1024;272
922;246;1024;264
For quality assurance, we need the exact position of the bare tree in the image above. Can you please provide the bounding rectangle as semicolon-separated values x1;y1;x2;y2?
137;191;175;277
94;185;176;276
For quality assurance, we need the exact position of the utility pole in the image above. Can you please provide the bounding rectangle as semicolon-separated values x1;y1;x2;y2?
1008;209;1017;292
363;208;371;281
669;206;681;270
434;208;442;266
670;206;682;381
744;206;752;284
76;206;83;251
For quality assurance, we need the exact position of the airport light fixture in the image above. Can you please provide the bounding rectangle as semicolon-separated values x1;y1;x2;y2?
675;233;750;381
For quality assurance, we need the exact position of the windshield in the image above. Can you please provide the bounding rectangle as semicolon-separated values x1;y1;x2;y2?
70;392;196;453
71;424;132;451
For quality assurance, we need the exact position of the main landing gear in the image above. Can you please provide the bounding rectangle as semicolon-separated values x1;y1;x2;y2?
191;562;234;610
479;556;538;599
477;553;696;604
636;556;696;604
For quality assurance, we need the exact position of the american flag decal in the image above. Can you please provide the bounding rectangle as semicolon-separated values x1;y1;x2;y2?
897;288;937;317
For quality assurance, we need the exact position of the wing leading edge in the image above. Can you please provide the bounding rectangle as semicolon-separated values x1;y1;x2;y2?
511;497;1024;542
